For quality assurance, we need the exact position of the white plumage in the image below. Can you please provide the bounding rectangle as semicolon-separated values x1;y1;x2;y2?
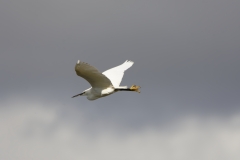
102;60;134;87
72;60;140;100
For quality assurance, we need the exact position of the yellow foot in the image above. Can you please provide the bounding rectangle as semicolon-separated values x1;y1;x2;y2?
130;85;141;93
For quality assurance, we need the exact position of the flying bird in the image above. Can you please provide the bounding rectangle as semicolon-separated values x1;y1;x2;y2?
72;60;141;100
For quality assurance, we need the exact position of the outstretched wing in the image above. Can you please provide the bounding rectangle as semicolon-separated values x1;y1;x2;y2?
75;60;113;88
102;60;134;87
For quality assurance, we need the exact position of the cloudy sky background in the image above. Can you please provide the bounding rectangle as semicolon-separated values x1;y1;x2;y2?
1;0;240;159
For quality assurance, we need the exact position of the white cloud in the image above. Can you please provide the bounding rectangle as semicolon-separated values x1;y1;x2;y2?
0;98;240;160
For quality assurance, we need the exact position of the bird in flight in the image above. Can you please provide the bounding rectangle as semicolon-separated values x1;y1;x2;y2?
72;60;140;100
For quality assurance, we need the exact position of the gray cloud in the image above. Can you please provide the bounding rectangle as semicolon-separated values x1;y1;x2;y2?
1;98;240;160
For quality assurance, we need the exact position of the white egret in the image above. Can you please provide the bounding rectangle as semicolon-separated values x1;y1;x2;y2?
72;60;140;100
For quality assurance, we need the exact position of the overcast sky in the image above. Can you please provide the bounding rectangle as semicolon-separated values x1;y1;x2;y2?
1;0;240;159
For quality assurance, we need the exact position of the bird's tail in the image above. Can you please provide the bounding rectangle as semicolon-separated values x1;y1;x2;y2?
116;86;128;89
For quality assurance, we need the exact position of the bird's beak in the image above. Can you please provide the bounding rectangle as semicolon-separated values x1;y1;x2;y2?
72;92;84;98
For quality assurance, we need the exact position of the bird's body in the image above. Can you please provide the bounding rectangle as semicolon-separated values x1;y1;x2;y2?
72;60;140;100
80;86;115;100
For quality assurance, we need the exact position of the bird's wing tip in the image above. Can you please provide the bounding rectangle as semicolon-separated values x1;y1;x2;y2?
125;60;134;63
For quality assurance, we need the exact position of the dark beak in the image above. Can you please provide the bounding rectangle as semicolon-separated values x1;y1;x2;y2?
72;92;84;98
